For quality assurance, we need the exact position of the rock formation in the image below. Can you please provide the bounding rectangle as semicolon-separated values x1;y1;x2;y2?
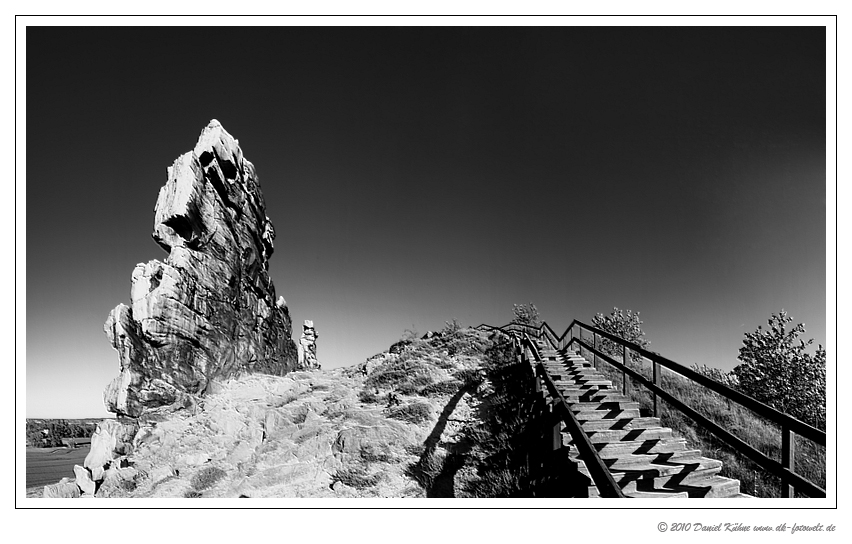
297;320;320;370
103;120;298;418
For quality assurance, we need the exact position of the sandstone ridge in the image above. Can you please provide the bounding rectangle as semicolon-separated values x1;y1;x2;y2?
42;326;528;498
102;120;298;419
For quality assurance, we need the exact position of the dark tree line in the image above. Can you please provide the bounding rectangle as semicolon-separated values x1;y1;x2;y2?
26;419;98;447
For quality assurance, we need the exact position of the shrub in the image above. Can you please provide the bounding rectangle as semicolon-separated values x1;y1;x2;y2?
396;374;435;395
453;368;483;385
359;444;394;464
443;319;463;334
692;363;739;389
365;359;431;390
389;339;413;355
590;307;649;363
512;303;542;327
419;380;462;397
358;389;381;404
120;478;137;493
332;466;383;489
190;466;227;491
733;311;825;430
387;402;433;425
290;409;308;425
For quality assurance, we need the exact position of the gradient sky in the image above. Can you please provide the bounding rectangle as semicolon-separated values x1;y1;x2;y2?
24;26;829;418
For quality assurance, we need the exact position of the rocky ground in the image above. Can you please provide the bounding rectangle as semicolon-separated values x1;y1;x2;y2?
50;326;520;499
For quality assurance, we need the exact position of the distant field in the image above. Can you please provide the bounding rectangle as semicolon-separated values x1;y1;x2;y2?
26;446;90;489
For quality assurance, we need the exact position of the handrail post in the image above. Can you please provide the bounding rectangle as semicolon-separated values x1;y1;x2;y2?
593;332;599;369
535;366;543;395
622;345;630;396
782;426;796;498
652;360;661;418
552;413;562;452
578;325;584;358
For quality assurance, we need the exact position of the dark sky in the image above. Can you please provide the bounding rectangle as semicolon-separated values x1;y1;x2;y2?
25;26;827;417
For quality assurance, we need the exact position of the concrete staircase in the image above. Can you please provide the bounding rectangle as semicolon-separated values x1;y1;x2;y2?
536;342;751;498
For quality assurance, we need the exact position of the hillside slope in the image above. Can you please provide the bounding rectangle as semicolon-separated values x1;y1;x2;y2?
80;325;533;498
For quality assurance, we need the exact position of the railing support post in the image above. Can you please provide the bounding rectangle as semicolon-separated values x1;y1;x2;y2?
652;360;661;418
552;416;562;452
622;345;630;396
593;332;599;369
782;427;796;498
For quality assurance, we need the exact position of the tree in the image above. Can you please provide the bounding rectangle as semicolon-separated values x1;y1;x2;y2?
732;311;825;430
590;307;649;362
512;303;542;328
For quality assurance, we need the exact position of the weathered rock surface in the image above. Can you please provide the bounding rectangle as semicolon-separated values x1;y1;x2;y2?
77;327;499;498
103;120;298;417
43;479;81;498
84;418;138;481
39;327;517;499
297;320;320;370
73;465;96;495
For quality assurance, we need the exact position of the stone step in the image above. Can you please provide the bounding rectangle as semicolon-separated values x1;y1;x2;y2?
578;457;723;491
559;381;611;389
584;426;672;443
586;483;689;498
558;392;631;403
566;426;674;445
571;401;641;411
545;367;612;382
594;450;704;470
528;339;747;499
572;408;642;420
624;490;690;499
653;475;743;498
577;417;662;431
552;375;611;383
543;365;600;373
550;373;609;382
579;438;689;457
542;360;592;367
555;385;615;394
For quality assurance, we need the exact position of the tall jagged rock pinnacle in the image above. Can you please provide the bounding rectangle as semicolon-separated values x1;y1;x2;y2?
103;120;298;417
